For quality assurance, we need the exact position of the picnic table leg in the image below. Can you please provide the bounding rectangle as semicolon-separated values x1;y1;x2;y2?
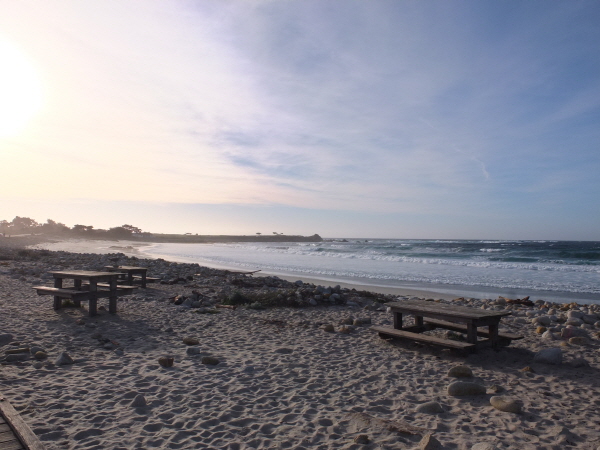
73;279;82;308
109;278;117;314
88;280;98;317
414;315;424;327
393;312;403;329
53;278;63;310
141;271;147;288
127;272;134;286
466;323;478;344
488;322;499;349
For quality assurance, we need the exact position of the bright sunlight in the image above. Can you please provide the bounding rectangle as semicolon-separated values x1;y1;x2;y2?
0;39;43;138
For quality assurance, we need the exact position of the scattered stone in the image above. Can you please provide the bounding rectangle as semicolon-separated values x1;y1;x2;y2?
490;396;521;414
34;351;47;360
447;381;486;396
535;326;547;334
541;330;557;340
182;337;199;346
447;365;473;378
418;433;442;450
416;401;444;414
568;336;587;346
55;352;74;366
0;333;13;346
520;366;535;373
354;434;369;444
158;356;174;368
487;385;504;394
338;326;352;334
533;348;562;365
322;324;335;332
353;318;363;326
131;394;147;407
201;356;219;365
186;347;201;355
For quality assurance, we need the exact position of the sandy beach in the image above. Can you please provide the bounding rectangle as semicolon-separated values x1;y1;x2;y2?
2;236;600;450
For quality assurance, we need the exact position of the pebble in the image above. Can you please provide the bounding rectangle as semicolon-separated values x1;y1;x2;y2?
489;396;521;414
533;348;562;365
354;434;369;444
416;401;444;414
131;394;147;407
201;356;219;365
447;381;486;396
183;337;199;345
55;352;74;365
158;356;174;367
447;365;473;378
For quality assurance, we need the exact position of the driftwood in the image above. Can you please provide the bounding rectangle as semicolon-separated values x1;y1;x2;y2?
215;304;237;310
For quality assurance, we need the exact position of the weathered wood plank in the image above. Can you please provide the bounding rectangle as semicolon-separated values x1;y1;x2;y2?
424;318;524;341
32;287;89;300
0;395;46;450
372;326;476;351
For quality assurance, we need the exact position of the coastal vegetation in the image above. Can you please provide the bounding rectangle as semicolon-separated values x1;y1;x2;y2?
0;216;322;243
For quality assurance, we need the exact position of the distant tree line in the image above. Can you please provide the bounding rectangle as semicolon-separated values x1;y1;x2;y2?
0;216;148;239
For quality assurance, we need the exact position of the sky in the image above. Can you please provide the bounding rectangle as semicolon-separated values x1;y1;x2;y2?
1;0;599;240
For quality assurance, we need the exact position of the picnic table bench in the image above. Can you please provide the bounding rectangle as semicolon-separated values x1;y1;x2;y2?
32;270;137;316
374;299;522;353
103;266;158;288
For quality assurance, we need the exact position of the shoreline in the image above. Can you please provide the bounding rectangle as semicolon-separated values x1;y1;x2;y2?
28;236;599;305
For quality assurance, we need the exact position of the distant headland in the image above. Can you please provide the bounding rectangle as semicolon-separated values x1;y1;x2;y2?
0;216;322;243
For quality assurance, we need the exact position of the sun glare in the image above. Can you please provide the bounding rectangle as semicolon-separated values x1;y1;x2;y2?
0;39;43;138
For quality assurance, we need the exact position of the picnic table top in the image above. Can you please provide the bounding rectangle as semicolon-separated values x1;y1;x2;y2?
48;270;120;278
386;299;512;320
104;266;147;271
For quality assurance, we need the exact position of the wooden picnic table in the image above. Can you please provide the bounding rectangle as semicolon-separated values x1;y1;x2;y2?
373;299;521;353
104;266;148;288
33;270;136;316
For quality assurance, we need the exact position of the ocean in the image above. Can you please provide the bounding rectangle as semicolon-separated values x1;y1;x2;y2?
140;239;600;305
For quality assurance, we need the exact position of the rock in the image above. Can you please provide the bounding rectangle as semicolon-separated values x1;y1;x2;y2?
447;381;486;396
186;347;201;355
354;434;369;444
340;317;354;325
561;326;589;338
353;318;363;326
201;356;219;365
322;324;335;332
55;352;74;366
416;401;444;414
520;366;535;373
568;357;589;368
338;326;352;334
541;330;557;340
0;333;13;346
34;351;47;360
418;433;441;450
533;348;562;365
568;336;587;345
158;356;174;367
490;396;521;414
533;316;551;326
131;394;147;407
567;310;584;319
447;365;473;378
565;318;583;327
535;326;547;334
487;385;504;394
183;337;199;346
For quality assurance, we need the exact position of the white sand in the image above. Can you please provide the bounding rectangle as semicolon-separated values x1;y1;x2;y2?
2;241;600;449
